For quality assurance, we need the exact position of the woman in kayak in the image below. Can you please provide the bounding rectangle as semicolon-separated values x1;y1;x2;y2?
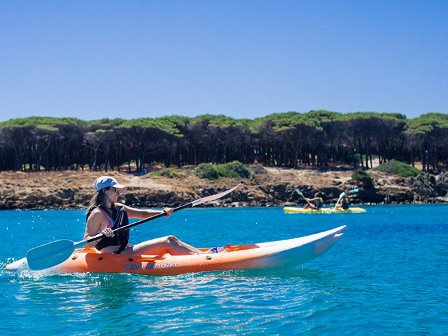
335;191;350;210
303;192;324;210
84;176;203;255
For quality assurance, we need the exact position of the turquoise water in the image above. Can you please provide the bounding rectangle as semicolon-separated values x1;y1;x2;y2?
1;205;447;335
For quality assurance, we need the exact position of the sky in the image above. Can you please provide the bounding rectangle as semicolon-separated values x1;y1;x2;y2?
0;0;447;121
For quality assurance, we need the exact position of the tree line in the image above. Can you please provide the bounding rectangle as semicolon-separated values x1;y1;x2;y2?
0;111;447;173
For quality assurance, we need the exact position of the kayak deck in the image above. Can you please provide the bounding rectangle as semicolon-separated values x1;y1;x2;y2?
6;226;346;276
284;206;366;214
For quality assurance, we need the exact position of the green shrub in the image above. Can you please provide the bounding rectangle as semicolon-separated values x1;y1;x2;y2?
193;163;220;180
194;161;252;180
373;160;422;178
151;168;185;179
216;161;252;179
352;169;374;189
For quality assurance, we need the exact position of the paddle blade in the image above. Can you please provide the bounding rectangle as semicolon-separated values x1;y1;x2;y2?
295;188;304;197
26;239;75;271
191;183;241;207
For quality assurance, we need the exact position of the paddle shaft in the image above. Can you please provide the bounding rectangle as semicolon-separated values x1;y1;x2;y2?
84;184;240;244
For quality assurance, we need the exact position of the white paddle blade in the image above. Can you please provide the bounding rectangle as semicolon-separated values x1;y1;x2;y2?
295;188;304;197
191;184;241;207
26;239;75;271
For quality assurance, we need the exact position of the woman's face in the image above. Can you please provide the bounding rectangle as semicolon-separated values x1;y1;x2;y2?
105;187;121;204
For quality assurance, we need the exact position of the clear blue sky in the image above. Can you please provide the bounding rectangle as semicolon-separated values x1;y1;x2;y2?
0;0;447;121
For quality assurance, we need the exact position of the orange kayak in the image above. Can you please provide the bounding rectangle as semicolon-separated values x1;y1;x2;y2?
6;226;346;276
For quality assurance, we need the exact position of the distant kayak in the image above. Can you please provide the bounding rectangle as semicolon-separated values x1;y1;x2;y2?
284;206;367;214
6;226;346;276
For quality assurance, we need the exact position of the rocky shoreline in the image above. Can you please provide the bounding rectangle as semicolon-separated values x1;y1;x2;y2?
0;168;447;210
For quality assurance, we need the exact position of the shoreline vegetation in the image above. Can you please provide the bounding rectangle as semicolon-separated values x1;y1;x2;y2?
0;162;447;210
0;112;447;209
0;112;447;173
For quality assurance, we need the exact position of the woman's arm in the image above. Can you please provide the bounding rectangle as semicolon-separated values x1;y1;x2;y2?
84;211;113;248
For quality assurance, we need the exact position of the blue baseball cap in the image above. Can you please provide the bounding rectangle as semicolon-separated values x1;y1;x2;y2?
94;176;126;192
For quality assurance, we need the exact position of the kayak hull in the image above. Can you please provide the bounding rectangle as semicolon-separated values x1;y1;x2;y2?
6;226;346;276
284;206;366;214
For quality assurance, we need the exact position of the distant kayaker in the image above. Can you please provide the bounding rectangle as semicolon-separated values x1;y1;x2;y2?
335;191;350;210
303;192;324;210
84;176;203;255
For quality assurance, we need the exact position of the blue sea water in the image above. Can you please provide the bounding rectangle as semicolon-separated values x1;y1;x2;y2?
0;205;447;335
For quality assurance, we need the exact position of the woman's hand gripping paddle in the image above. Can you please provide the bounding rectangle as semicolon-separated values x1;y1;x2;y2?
26;184;241;271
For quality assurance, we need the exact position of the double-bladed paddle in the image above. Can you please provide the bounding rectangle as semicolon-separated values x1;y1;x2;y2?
26;184;241;271
295;188;312;207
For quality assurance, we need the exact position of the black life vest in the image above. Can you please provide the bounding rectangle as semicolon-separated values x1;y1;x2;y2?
86;205;130;254
314;198;323;209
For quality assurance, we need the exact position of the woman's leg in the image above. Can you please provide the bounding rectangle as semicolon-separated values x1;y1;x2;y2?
123;235;202;255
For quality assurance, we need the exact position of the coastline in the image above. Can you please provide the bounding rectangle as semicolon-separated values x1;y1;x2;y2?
0;167;447;210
